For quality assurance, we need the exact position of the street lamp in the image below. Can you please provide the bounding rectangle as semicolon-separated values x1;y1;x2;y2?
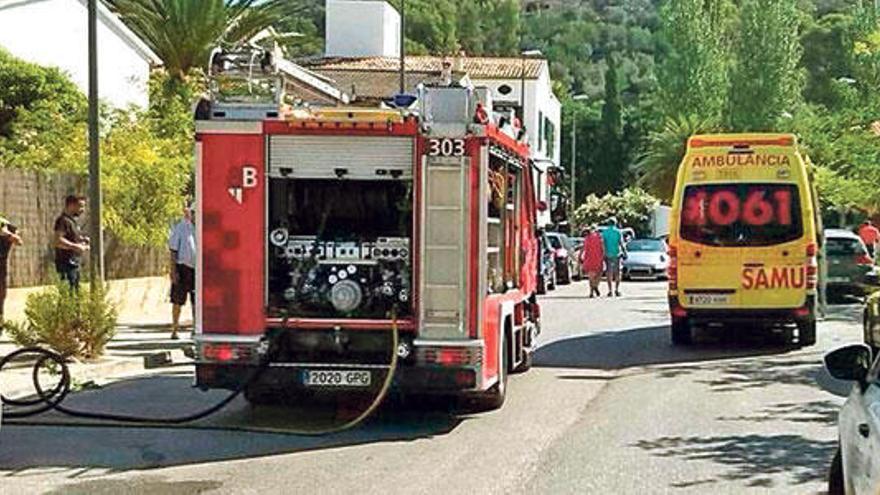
570;94;588;209
88;0;104;285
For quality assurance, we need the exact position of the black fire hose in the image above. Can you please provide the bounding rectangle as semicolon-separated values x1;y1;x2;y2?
0;318;399;435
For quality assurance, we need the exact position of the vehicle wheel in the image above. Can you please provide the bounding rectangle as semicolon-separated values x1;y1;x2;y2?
469;330;508;411
514;346;533;373
798;319;817;347
671;318;692;346
863;309;878;356
244;383;278;406
559;266;571;285
828;447;844;495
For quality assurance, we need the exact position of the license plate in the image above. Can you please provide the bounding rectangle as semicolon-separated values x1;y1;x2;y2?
686;293;731;306
302;369;371;388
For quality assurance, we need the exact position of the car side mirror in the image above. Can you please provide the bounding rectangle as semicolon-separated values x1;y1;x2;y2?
825;344;873;388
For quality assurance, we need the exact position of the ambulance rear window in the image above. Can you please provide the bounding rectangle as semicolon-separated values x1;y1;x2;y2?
680;183;803;247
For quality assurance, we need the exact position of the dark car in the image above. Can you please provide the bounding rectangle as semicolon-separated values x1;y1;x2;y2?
545;232;574;285
826;229;875;298
537;232;557;294
569;235;585;281
824;344;880;495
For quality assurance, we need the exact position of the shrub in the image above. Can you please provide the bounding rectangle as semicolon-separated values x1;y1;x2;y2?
573;187;660;236
7;283;118;360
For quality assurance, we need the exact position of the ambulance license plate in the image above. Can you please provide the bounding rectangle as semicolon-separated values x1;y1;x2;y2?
686;293;731;306
302;369;371;388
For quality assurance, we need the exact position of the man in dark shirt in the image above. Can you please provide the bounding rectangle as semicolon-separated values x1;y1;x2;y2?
53;195;89;289
0;216;23;323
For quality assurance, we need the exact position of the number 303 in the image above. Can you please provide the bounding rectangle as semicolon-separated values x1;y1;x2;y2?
428;138;466;157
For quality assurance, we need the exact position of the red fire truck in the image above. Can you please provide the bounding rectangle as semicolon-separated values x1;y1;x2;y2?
193;53;541;409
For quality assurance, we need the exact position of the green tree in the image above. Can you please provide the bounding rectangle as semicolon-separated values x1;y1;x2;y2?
108;0;284;79
801;13;855;109
657;0;733;123
635;114;718;202
594;55;625;195
728;0;804;130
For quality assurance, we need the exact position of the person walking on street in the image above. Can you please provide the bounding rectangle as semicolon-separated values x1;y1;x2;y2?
53;195;89;290
0;216;23;324
858;220;880;259
580;225;605;298
169;203;196;340
601;217;627;297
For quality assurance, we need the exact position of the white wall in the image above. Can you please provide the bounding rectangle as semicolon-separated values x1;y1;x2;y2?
325;0;400;58
473;64;561;227
0;0;155;108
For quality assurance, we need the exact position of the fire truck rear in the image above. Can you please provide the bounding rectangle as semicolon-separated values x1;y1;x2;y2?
193;51;541;409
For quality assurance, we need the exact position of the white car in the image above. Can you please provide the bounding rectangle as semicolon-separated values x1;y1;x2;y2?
622;238;669;281
825;344;880;495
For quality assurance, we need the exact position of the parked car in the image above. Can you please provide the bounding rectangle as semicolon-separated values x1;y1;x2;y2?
545;232;575;285
537;232;557;294
825;229;875;298
824;344;880;495
622;238;669;281
569;235;585;280
860;288;880;356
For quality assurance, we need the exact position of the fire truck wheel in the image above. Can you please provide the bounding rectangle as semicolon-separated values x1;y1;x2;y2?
469;330;508;411
514;347;533;373
244;384;280;406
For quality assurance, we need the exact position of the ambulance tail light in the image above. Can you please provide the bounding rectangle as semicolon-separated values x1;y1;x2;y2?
806;265;818;290
856;254;874;266
668;246;678;291
806;243;819;290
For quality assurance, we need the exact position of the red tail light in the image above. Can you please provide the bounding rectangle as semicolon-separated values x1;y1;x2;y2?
805;243;819;290
668;246;678;290
806;265;818;290
857;254;874;266
806;243;817;257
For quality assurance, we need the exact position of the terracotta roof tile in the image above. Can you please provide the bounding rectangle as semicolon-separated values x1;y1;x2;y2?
303;55;545;80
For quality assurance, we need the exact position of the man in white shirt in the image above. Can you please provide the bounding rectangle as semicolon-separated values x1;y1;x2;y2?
168;204;196;340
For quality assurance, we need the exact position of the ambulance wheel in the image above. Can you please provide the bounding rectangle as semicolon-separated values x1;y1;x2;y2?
798;319;817;347
671;318;692;346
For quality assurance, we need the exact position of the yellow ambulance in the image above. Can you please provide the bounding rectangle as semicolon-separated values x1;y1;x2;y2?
667;134;821;346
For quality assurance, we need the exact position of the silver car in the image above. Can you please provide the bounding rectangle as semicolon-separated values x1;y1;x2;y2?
825;344;880;495
622;238;669;281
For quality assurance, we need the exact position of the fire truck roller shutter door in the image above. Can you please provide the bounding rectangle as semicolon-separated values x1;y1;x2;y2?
268;136;414;180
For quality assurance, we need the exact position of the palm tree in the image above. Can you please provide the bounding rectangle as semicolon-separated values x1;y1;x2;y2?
108;0;284;79
634;114;718;202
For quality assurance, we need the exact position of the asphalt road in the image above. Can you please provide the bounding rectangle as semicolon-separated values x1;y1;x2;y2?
0;281;862;494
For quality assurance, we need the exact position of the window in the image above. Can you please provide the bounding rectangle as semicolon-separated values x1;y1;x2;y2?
545;118;555;157
679;183;803;247
538;112;544;151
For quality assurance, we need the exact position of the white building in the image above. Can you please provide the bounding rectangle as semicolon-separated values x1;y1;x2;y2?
305;0;562;226
0;0;161;108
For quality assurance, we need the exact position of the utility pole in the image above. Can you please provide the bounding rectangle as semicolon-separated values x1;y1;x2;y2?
88;0;104;286
399;0;406;94
570;115;576;205
570;94;588;210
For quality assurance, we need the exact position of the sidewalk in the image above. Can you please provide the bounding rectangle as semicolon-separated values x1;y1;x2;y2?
1;276;194;399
